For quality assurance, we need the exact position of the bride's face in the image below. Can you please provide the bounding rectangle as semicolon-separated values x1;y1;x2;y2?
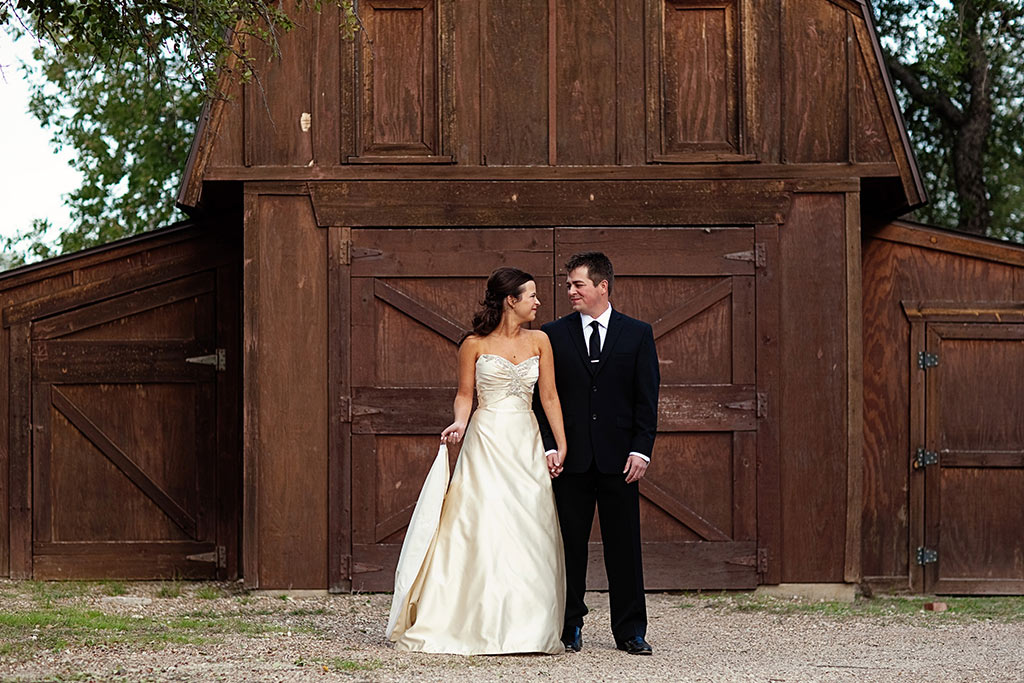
507;280;540;323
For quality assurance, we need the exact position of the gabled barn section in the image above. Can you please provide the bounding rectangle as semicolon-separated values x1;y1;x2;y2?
862;220;1024;595
1;221;242;580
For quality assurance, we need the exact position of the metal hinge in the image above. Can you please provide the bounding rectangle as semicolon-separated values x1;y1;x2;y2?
724;243;767;268
757;392;768;419
757;547;769;574
917;351;939;370
186;348;226;372
187;545;227;568
916;547;938;566
913;447;939;469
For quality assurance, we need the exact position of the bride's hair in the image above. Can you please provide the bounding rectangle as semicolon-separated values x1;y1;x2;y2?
470;267;534;338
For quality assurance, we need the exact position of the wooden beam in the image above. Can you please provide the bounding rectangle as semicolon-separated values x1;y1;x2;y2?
844;191;864;583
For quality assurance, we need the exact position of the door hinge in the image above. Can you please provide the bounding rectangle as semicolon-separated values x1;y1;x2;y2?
913;447;939;469
916;547;938;566
917;351;939;370
186;348;226;372
187;545;227;568
723;243;766;269
757;547;769;574
756;392;768;419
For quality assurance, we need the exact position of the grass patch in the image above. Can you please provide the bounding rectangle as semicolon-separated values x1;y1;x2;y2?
195;585;224;600
101;581;127;597
329;658;384;672
26;581;95;606
688;592;1024;623
156;581;183;599
0;602;282;664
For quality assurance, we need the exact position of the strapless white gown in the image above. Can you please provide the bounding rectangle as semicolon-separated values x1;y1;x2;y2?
386;354;566;655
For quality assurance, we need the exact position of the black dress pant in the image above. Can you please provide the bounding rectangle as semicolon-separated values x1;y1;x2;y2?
553;462;646;641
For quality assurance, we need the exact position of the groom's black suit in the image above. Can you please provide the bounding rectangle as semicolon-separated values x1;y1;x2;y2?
535;308;660;643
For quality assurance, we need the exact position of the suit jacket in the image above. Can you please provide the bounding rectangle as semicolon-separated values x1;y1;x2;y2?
535;309;660;474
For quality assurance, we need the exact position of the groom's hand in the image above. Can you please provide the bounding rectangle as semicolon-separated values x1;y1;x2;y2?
623;455;648;484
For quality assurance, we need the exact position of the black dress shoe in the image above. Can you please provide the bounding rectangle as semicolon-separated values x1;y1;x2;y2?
561;625;582;652
616;636;653;655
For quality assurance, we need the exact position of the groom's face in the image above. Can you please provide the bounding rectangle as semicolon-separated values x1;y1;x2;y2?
566;266;609;317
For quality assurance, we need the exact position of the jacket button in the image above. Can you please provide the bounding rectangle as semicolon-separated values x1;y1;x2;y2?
592;386;598;392
592;414;598;421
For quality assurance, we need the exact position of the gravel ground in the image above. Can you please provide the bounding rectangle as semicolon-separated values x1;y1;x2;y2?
2;582;1023;682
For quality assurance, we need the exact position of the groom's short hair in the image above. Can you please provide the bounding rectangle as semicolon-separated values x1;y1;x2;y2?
566;251;614;296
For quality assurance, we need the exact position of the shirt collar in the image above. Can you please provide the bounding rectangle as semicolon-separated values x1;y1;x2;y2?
581;304;613;330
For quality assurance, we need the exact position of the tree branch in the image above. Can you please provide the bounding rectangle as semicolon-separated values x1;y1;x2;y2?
886;56;965;126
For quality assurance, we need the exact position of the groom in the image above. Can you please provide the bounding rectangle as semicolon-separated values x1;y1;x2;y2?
535;251;660;655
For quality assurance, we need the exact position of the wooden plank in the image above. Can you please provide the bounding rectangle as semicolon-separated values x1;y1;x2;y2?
33;341;214;383
940;451;1024;468
652;279;733;340
453;0;481;165
558;228;756;277
778;194;847;583
928;322;1024;341
313;5;341;167
555;0;616;165
8;323;32;579
242;189;261;588
644;0;662;160
215;262;242;580
351;435;376;547
781;0;848;162
481;0;548;165
616;0;645;165
657;385;758;432
907;319;926;592
51;388;198;538
32;274;215;340
31;384;52;545
194;381;217;545
32;541;217;580
743;0;781;162
732;431;757;541
202;162;904;182
844;191;864;583
755;223;781;584
374;280;469;344
932;578;1024;596
309;180;791;227
352;388;456;434
3;257;226;328
350;228;553;277
0;329;8;576
339;5;357;162
640;478;731;542
593;541;759;590
922;325;943;594
731;276;756;384
328;228;353;592
548;0;557;165
901;302;1024;323
252;194;328;589
875;222;1024;268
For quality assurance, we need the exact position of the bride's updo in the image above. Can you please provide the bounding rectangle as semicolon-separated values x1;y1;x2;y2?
470;267;534;337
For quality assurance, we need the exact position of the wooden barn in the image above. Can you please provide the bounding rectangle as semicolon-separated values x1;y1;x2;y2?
3;0;1022;594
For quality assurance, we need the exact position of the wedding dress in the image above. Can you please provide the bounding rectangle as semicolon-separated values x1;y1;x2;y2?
386;354;566;655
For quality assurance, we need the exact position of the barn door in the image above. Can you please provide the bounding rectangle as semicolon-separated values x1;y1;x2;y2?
348;228;554;590
917;322;1024;594
28;272;237;579
556;228;762;589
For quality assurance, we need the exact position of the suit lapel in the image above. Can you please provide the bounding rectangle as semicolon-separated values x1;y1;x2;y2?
594;310;625;377
564;312;596;376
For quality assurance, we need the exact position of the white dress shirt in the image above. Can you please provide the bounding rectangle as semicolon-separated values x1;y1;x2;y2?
545;304;650;464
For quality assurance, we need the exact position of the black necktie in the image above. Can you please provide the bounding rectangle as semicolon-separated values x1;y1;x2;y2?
588;321;601;362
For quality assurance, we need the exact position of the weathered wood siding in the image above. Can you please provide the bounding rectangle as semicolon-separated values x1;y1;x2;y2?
861;223;1024;593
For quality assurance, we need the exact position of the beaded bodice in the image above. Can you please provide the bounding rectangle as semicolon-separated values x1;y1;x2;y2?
475;354;539;411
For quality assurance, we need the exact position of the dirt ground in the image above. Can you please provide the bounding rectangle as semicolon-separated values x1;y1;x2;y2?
1;581;1023;682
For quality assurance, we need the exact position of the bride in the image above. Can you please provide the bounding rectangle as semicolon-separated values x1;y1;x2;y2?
386;267;568;655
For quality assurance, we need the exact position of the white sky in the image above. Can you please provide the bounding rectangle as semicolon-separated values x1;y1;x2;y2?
0;31;81;255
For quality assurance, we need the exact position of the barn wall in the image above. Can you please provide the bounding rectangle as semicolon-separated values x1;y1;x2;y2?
861;231;1024;586
777;192;851;582
244;190;329;588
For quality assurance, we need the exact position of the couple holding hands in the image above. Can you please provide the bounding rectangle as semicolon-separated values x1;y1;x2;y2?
387;252;660;657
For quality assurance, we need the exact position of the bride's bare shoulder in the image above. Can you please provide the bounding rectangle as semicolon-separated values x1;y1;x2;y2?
525;329;551;354
460;335;483;356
